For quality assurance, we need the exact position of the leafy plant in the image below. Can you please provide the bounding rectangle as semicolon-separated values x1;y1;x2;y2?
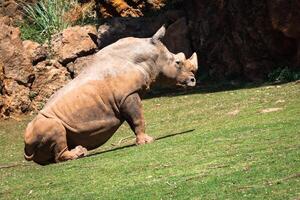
268;67;300;82
28;91;38;101
19;0;80;43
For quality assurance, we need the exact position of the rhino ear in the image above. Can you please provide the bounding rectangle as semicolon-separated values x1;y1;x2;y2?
151;25;166;44
189;52;198;71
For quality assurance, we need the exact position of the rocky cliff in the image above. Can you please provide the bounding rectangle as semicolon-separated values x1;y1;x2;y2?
0;0;299;118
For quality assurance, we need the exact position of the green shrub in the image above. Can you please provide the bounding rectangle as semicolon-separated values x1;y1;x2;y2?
28;91;38;101
268;67;300;83
19;0;77;43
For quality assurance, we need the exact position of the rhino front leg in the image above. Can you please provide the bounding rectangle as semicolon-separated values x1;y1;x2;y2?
121;93;154;145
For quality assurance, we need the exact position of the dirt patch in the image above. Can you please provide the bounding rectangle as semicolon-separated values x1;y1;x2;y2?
227;109;240;116
260;107;283;113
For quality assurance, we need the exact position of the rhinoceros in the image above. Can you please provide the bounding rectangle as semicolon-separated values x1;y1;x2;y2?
24;26;198;165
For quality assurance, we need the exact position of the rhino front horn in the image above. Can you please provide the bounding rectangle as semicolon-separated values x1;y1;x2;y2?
151;25;166;44
189;52;198;71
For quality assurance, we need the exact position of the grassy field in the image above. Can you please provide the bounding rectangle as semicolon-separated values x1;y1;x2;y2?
0;82;299;199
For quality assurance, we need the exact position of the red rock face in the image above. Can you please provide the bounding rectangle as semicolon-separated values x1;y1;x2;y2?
0;16;35;117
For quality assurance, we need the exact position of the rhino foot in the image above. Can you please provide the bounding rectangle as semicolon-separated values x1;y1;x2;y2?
136;134;154;145
70;145;88;158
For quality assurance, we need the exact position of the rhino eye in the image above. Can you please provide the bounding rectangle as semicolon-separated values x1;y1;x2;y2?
176;60;180;65
177;64;182;70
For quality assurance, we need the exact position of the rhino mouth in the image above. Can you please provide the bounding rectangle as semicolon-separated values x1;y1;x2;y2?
177;77;196;87
176;81;196;88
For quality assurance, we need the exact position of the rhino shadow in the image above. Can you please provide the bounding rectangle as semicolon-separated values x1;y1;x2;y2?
86;129;195;158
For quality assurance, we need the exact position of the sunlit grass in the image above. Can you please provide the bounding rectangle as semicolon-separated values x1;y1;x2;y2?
0;82;299;199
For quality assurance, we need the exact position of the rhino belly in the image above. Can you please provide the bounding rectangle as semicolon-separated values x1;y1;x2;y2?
66;118;124;150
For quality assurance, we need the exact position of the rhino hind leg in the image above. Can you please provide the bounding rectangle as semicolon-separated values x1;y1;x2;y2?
24;114;87;165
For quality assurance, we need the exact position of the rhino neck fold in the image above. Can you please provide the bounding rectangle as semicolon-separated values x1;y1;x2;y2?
134;54;162;90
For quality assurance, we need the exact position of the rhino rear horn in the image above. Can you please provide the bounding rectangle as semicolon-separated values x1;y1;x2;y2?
189;52;198;71
175;52;186;61
151;25;166;44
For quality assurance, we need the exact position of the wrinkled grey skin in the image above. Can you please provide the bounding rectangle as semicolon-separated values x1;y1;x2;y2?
24;26;198;165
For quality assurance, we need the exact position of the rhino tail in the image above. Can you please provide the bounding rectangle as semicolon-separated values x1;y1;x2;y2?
151;25;166;44
24;148;35;161
24;126;37;161
24;140;37;161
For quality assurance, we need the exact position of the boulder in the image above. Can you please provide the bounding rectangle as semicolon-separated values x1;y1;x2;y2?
51;25;98;65
23;40;47;65
0;17;34;84
1;79;31;116
0;0;23;21
30;60;71;111
66;54;95;78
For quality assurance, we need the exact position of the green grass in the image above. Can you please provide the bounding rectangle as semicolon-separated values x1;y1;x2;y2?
0;82;299;199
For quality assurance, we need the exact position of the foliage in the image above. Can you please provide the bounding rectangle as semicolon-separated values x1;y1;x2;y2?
28;91;38;101
268;67;300;83
19;0;96;44
0;82;299;199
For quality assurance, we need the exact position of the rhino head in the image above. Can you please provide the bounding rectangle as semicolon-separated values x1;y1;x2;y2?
150;26;198;88
172;52;198;87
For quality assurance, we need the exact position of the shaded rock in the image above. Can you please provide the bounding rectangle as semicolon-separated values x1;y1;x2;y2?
244;60;273;82
23;40;47;65
268;0;300;39
185;0;297;82
51;25;98;65
66;54;95;78
96;10;188;54
163;17;192;56
31;60;71;111
268;0;300;68
97;17;164;48
0;18;34;84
